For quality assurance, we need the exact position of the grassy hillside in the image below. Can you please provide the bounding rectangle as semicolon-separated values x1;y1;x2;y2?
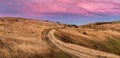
0;17;73;58
0;17;120;58
55;21;120;55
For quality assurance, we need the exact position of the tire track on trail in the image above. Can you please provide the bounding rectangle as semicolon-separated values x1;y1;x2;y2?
41;29;78;58
46;29;120;58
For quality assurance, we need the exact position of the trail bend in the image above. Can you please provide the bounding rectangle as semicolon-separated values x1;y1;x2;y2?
46;29;120;58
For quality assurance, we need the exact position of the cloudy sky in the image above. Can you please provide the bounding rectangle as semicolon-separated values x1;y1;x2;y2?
0;0;120;24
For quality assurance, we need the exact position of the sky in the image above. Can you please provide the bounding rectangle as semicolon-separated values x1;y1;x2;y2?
0;0;120;25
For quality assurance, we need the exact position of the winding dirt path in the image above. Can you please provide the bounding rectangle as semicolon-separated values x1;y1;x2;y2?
46;29;120;58
41;28;120;58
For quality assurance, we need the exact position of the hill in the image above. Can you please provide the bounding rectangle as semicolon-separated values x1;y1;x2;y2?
0;17;120;58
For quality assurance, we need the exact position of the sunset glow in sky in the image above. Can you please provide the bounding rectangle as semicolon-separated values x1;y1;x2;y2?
0;0;120;24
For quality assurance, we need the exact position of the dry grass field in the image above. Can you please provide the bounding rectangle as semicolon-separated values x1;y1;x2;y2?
0;17;120;58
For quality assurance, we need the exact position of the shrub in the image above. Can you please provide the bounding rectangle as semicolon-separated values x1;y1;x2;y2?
83;32;87;35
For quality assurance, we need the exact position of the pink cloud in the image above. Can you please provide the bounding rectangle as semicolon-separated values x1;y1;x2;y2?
2;0;120;16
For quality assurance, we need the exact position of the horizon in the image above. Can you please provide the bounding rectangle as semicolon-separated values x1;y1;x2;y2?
0;0;120;25
1;17;120;26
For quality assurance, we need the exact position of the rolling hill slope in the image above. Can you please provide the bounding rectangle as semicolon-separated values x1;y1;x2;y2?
0;17;120;58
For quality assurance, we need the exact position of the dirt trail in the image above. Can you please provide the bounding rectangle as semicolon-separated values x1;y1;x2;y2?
47;30;120;58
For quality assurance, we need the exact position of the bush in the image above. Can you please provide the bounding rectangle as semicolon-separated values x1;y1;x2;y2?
56;22;61;25
71;24;78;28
63;24;78;28
83;32;87;35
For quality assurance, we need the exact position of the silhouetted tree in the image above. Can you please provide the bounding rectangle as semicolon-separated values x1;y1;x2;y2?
45;20;49;22
56;22;61;25
71;24;78;28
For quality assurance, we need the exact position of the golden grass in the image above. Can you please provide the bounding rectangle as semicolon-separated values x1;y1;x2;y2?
0;17;67;58
55;24;120;55
0;17;120;58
